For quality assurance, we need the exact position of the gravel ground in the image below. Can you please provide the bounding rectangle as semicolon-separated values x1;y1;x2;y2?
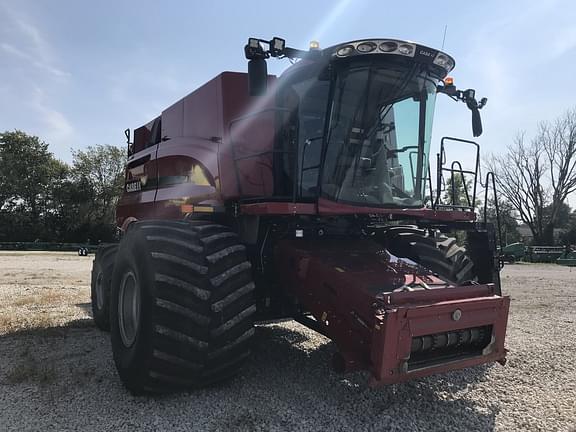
0;252;574;431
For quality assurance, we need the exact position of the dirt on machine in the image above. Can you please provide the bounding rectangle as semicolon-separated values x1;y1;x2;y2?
90;36;509;394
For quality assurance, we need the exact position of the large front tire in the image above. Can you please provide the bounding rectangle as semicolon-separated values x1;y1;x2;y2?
384;226;475;284
110;220;256;394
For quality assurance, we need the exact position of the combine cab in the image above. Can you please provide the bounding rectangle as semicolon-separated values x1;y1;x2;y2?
91;37;509;394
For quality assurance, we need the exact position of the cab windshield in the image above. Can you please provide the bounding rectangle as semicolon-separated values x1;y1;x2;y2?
320;60;437;207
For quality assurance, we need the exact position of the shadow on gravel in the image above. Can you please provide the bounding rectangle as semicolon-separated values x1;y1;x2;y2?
0;319;498;431
0;318;95;339
248;324;498;431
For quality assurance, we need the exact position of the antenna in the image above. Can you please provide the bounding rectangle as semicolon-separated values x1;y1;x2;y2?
441;25;448;50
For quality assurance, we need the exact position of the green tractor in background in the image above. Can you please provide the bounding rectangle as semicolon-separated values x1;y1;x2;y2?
499;242;525;263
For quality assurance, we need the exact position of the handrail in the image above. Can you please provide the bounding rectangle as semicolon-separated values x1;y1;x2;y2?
427;164;434;209
436;136;480;209
449;161;472;207
483;171;503;251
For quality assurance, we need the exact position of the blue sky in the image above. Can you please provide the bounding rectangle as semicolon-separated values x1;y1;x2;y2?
1;0;575;178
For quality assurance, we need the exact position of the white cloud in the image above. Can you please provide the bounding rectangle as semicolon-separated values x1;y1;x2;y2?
13;16;49;54
1;42;70;78
0;6;70;79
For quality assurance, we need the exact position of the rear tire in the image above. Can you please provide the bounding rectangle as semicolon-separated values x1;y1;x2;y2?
110;220;256;394
384;226;475;284
91;244;118;331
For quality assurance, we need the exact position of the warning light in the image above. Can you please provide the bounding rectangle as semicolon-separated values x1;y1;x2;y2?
309;40;320;50
444;77;454;86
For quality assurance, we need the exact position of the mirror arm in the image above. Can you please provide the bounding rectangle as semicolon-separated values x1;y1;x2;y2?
438;84;487;137
438;85;487;109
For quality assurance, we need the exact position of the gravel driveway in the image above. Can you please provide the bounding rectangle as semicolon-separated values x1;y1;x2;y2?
0;252;574;431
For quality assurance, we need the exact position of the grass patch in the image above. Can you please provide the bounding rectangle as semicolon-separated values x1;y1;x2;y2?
10;290;67;307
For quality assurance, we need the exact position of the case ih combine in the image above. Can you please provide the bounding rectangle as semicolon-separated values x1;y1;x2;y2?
91;37;509;394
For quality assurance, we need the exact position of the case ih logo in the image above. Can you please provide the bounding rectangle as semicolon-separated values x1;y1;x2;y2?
125;180;142;193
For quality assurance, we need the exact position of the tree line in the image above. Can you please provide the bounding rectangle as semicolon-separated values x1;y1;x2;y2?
0;130;125;244
488;108;576;245
444;107;576;246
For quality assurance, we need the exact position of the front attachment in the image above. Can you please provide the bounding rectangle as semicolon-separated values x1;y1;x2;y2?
369;287;509;386
275;238;509;386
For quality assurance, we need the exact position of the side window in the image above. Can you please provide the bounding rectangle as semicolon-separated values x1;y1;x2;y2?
148;117;162;148
275;72;329;197
133;126;150;154
298;80;329;196
132;117;161;155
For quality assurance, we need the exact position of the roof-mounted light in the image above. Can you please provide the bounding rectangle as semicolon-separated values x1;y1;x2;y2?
268;37;286;57
331;39;453;74
379;41;398;52
336;44;355;57
357;41;377;53
397;43;415;56
309;40;320;50
434;52;454;71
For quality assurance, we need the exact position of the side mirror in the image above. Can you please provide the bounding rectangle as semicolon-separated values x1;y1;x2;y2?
438;82;486;137
463;89;484;137
248;59;267;96
471;107;483;137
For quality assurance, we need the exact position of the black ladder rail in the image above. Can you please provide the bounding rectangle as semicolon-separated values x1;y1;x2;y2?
482;171;504;252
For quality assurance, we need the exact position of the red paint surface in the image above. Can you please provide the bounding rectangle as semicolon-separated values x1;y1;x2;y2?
239;198;477;220
275;238;509;384
317;197;477;221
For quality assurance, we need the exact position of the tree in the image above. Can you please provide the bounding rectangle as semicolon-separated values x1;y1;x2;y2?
442;174;476;208
0;132;126;243
487;108;576;245
70;145;126;239
484;199;521;245
559;211;576;245
0;131;67;240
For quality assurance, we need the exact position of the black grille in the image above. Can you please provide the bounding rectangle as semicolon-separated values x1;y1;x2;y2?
408;325;492;370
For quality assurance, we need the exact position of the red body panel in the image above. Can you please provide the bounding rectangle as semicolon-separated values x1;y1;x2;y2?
117;146;158;229
117;72;277;227
239;199;476;221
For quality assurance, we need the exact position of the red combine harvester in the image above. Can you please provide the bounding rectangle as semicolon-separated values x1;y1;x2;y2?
91;37;509;394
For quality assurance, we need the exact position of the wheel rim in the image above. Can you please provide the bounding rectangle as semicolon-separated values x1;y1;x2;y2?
95;271;105;310
118;271;140;347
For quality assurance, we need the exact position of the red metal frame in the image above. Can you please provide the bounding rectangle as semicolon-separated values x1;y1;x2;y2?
370;293;509;385
240;198;476;221
275;238;509;386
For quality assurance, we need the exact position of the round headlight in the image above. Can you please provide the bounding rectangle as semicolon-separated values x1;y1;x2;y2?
398;44;414;55
435;54;449;66
379;41;398;52
336;45;355;57
356;42;377;53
